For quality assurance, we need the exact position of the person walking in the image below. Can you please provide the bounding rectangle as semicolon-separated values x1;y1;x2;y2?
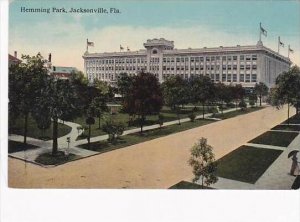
290;152;299;176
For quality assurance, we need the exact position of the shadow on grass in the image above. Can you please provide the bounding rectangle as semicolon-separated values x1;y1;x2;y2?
216;146;283;184
169;181;214;189
249;131;299;147
8;140;39;154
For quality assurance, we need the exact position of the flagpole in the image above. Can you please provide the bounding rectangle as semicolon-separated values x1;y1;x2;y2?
288;45;290;58
278;36;280;54
86;38;88;52
259;22;262;42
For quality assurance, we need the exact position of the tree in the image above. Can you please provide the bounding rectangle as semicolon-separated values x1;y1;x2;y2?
248;91;257;107
254;82;269;106
269;66;300;125
188;138;218;188
230;84;245;110
158;114;164;129
162;76;189;124
35;77;79;155
89;95;109;129
9;53;48;144
215;82;232;114
86;116;95;149
102;121;125;143
116;72;133;99
123;71;163;133
188;76;215;119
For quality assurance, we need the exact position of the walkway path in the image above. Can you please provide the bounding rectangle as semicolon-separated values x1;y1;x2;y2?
8;106;294;188
74;107;239;146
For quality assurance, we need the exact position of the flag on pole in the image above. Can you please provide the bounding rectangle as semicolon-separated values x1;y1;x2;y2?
87;40;94;47
260;23;267;37
120;45;124;51
279;38;284;47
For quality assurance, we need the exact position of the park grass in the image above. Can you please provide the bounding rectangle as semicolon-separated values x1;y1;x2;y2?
282;114;300;124
78;119;214;152
9;115;72;141
169;181;213;189
74;106;217;139
249;131;299;147
8;140;39;153
271;124;300;131
216;146;283;184
212;106;265;120
35;151;81;165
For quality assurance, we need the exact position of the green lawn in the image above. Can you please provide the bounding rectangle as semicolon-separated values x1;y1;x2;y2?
35;151;81;165
217;146;283;184
8;140;39;153
9;115;72;141
282;114;300;124
169;181;213;189
74;106;217;139
78;119;214;152
272;125;300;131
249;131;299;147
212;107;265;120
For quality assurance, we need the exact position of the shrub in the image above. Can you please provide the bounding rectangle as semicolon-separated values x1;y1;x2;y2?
249;100;255;107
102;121;125;142
193;106;199;112
239;100;247;111
226;102;236;108
188;113;196;122
158;114;164;128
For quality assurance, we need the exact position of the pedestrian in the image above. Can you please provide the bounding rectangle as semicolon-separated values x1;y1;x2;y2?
290;153;299;176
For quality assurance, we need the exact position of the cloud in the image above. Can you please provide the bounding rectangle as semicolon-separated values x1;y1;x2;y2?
9;20;300;71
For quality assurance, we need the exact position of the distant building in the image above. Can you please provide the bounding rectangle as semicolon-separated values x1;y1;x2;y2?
49;66;77;79
8;51;21;67
83;38;291;88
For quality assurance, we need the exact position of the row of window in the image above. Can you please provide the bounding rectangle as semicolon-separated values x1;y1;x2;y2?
86;54;258;66
160;73;257;82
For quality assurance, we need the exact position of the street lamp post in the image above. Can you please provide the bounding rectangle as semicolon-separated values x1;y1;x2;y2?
66;137;70;156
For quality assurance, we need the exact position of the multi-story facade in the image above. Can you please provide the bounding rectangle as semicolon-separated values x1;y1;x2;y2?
83;38;291;88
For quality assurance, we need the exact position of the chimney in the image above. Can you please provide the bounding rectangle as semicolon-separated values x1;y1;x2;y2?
14;51;17;58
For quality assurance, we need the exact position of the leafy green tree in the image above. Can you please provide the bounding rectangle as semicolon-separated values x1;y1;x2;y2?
116;72;133;99
86;116;95;149
35;77;78;155
158;114;164;129
248;91;257;107
162;76;189;124
102;121;125;142
254;82;269;106
88;95;109;129
269;66;300;125
188;137;218;188
230;84;245;110
9;53;48;144
215;82;232;114
188;76;215;119
123;71;163;133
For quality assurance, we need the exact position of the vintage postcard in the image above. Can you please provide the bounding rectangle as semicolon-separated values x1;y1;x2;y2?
7;0;300;190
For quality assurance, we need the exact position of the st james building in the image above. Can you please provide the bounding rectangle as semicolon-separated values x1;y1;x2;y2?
83;38;291;88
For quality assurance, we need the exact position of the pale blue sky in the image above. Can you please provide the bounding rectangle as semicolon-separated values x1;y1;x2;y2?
9;0;300;70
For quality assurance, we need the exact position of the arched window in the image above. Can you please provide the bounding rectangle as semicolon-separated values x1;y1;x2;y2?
152;49;158;54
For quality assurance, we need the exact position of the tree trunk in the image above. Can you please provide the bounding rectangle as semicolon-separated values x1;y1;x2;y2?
52;117;58;155
287;103;290;126
140;116;144;133
98;115;101;129
87;124;91;149
221;101;224;115
202;103;205;119
23;113;28;144
259;96;262;106
177;111;181;125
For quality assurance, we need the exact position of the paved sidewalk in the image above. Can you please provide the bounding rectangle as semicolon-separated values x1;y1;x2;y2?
254;133;300;189
74;107;240;146
245;143;286;151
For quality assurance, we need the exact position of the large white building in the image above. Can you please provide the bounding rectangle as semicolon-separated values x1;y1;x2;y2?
83;38;291;88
